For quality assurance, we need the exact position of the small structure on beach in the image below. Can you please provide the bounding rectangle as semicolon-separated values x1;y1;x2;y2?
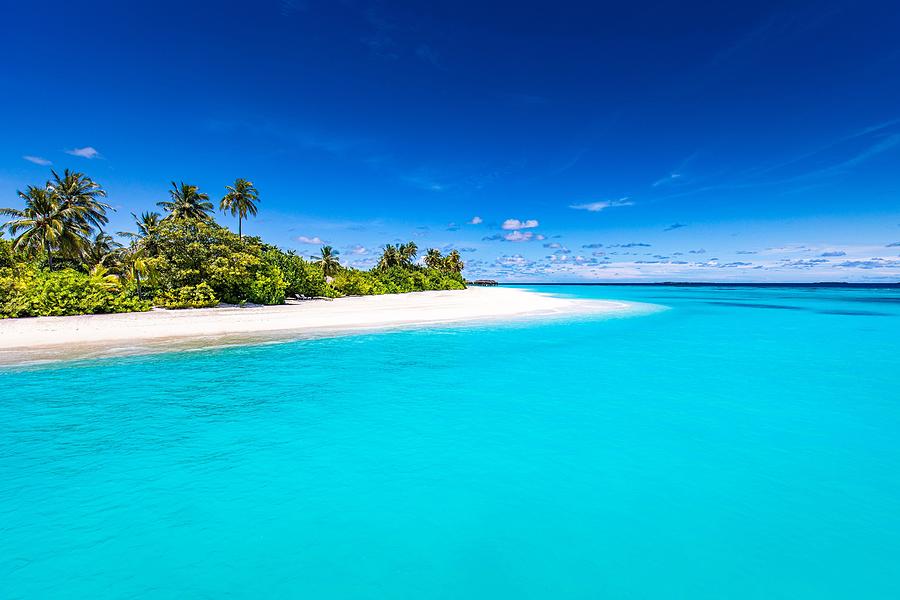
468;279;499;286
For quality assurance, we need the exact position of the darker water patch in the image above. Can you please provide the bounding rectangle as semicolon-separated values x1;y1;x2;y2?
817;309;893;317
706;301;805;310
839;297;900;304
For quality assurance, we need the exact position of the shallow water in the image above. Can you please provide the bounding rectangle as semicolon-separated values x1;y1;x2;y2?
2;285;899;599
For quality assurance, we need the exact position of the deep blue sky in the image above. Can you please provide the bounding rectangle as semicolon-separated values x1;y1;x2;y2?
2;0;899;281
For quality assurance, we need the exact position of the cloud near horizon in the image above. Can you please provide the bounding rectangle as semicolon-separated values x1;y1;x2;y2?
65;146;100;159
569;197;633;212
297;235;324;244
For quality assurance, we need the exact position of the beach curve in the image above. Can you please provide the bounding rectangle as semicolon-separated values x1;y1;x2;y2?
0;287;659;366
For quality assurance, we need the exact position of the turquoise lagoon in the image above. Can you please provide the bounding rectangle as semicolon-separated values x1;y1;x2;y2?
2;285;899;598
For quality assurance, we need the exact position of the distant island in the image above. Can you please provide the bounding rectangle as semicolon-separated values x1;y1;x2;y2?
0;170;466;319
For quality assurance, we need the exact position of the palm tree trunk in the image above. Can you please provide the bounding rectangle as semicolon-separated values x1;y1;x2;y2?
239;216;242;240
45;240;53;270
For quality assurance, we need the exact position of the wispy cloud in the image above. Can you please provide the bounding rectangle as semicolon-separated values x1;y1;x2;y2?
401;171;446;191
483;231;545;242
65;146;100;159
664;223;688;231
361;7;399;59
414;44;443;69
468;216;483;225
651;119;900;203
280;0;308;15
205;118;369;157
504;231;545;242
501;218;539;230
652;173;682;187
23;155;52;166
569;197;632;212
297;235;324;244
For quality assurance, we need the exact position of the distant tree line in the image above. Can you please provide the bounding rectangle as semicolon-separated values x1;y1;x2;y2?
0;170;465;318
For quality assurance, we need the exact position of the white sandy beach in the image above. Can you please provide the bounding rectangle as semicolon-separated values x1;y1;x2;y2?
0;287;646;365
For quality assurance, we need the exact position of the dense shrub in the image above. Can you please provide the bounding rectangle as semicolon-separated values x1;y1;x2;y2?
248;264;288;305
0;266;150;318
1;211;467;317
142;220;266;302
330;266;465;296
263;249;331;298
152;283;218;309
0;237;13;269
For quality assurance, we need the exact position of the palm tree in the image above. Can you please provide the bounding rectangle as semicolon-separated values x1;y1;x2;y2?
1;186;88;268
46;169;111;232
378;244;400;270
158;182;213;220
444;249;464;274
313;245;341;278
424;248;443;269
398;241;418;265
81;232;123;270
220;178;260;240
118;211;162;254
121;211;162;240
120;246;154;298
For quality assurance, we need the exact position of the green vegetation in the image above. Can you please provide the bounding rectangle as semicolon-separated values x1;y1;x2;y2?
1;171;465;318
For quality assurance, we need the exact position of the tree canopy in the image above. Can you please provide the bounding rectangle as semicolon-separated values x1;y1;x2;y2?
1;170;465;318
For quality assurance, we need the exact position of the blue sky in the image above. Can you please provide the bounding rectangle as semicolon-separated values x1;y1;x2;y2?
2;0;899;281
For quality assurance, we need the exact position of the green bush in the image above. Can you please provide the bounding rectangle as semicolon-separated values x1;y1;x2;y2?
263;249;330;298
248;265;288;305
152;283;219;309
0;266;151;318
0;237;14;269
328;266;465;297
1;214;467;318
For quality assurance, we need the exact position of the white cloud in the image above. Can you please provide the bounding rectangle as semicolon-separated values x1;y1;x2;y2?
297;235;324;244
496;254;530;267
503;230;545;242
65;146;100;159
351;245;367;254
652;173;682;187
23;155;52;166
468;216;483;224
501;218;539;230
569;197;633;212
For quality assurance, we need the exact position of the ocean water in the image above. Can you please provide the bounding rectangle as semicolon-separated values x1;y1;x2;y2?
2;285;899;599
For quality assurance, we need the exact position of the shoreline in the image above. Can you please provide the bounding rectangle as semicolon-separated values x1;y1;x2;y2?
0;287;657;367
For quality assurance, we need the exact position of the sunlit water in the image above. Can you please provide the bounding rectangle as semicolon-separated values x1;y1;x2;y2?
2;285;899;599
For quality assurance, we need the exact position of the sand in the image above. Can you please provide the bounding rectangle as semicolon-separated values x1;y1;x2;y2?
0;287;647;366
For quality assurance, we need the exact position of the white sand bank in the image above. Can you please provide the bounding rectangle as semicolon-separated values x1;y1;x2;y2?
0;287;655;366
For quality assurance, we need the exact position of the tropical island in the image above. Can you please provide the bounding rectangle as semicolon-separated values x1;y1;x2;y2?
0;169;639;363
0;169;466;318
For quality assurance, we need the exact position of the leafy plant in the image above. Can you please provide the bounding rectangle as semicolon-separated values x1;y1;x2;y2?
152;282;218;309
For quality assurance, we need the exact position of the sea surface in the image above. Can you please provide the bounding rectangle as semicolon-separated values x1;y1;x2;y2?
2;285;899;599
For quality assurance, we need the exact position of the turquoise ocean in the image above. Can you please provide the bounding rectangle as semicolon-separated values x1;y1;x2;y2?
2;285;899;599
